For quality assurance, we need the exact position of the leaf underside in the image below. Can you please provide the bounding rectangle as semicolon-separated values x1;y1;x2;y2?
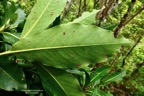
0;24;130;68
21;0;67;38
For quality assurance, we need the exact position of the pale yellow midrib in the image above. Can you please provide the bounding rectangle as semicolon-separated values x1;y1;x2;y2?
41;65;68;95
0;42;130;56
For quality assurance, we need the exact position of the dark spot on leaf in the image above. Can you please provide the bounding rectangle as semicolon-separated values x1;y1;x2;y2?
16;59;19;63
56;0;59;3
63;32;66;35
105;54;108;58
21;78;25;81
28;40;31;42
76;64;81;68
73;31;75;33
51;12;54;16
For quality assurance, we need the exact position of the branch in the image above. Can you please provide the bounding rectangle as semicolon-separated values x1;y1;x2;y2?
82;0;87;11
96;0;107;18
77;0;82;17
100;0;115;20
114;0;136;38
121;36;142;67
61;0;73;20
123;5;144;26
93;0;99;8
97;0;119;26
110;46;125;66
130;62;144;79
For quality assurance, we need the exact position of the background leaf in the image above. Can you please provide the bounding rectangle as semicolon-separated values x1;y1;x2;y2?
102;70;126;83
1;32;20;44
0;56;27;91
34;63;84;96
90;66;110;84
1;1;17;26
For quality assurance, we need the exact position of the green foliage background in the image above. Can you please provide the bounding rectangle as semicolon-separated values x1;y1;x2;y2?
0;0;144;96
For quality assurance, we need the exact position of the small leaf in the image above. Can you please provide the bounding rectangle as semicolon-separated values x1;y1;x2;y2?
82;69;91;87
2;1;17;25
102;70;126;83
34;63;85;96
90;66;110;84
1;32;20;44
71;10;99;25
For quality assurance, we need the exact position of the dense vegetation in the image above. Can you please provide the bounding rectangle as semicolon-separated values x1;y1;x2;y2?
0;0;143;96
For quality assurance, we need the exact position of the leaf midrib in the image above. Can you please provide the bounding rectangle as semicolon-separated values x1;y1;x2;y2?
0;67;19;84
40;64;68;95
0;42;129;56
104;72;125;83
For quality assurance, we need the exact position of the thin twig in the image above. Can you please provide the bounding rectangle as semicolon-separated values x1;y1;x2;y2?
61;0;73;20
114;0;136;38
100;0;115;22
96;0;107;26
110;46;124;66
83;0;87;11
121;36;142;67
93;0;99;8
97;0;118;26
77;0;82;17
123;6;144;26
130;62;144;77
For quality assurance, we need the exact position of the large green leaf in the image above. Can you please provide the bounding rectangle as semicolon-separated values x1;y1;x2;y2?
0;24;130;69
0;56;27;91
102;70;126;83
21;0;67;38
90;66;110;84
34;63;84;96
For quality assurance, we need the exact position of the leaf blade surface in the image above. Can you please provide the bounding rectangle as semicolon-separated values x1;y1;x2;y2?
34;63;84;96
0;24;130;68
0;56;27;91
21;0;67;38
